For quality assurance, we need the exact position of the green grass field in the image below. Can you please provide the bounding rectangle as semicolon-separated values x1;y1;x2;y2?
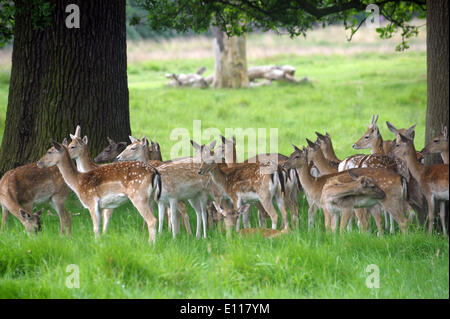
0;47;448;299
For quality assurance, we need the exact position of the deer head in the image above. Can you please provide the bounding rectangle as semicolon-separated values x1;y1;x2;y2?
353;114;381;150
94;137;127;163
20;208;44;234
211;202;250;237
282;144;308;170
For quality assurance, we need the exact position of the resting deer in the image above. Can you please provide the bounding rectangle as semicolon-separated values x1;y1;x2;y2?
391;131;449;235
116;135;192;235
282;145;409;234
211;202;289;238
198;141;288;231
37;140;161;242
94;137;127;163
321;169;386;233
0;141;72;235
421;126;449;164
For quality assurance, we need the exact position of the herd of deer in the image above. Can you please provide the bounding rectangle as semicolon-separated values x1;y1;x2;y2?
0;115;448;243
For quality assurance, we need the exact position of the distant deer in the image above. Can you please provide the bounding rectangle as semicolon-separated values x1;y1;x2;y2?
94;137;128;163
421;126;449;164
37;140;161;243
0;141;72;235
391;131;449;235
211;202;289;238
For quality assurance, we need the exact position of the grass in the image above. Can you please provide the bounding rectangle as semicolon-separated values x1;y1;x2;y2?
0;38;448;298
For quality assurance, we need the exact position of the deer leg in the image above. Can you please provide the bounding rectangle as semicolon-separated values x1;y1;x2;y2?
166;207;172;231
384;210;389;231
383;199;408;235
389;212;395;234
178;202;192;235
307;203;317;230
51;193;72;235
427;197;435;234
255;202;268;228
158;202;166;234
169;199;180;238
354;208;368;232
1;204;9;230
439;201;447;236
188;198;203;239
88;203;102;238
289;189;300;228
259;196;279;230
340;208;352;234
275;193;289;230
242;205;251;229
129;196;157;243
330;212;338;233
369;206;383;237
198;196;208;239
102;209;114;233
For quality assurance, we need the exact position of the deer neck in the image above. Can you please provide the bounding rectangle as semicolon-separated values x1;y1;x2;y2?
298;164;319;199
403;143;425;182
57;149;81;192
371;135;384;154
76;148;97;172
208;165;229;196
324;143;340;163
313;150;337;175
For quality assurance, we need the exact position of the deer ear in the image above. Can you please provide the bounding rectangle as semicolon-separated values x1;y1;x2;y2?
348;169;359;180
291;144;301;152
374;115;379;124
220;135;226;144
82;136;88;145
405;124;416;139
35;208;44;216
51;140;63;152
69;134;76;140
190;140;202;152
62;138;68;146
107;137;115;145
75;125;81;138
141;136;149;147
129;135;139;143
238;204;251;215
306;138;315;148
386;121;398;134
211;202;223;215
398;132;411;143
315;131;325;140
20;209;32;220
209;139;217;150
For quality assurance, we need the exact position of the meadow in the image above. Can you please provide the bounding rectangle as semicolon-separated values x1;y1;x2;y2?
0;29;448;298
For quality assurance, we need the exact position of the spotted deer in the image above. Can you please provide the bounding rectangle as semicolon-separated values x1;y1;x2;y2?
198;141;288;231
0;141;72;235
211;202;289;238
37;140;161;243
94;137;127;163
421;126;449;164
282;145;409;234
115;135;192;235
391;132;449;235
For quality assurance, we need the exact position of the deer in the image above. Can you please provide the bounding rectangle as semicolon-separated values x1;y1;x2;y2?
37;140;162;243
321;169;386;234
220;135;301;230
115;135;192;235
421;126;449;164
0;141;72;235
391;131;449;235
211;202;289;238
94;137;128;163
197;141;288;231
282;145;409;234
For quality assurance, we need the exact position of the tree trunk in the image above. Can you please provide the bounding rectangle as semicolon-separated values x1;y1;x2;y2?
425;0;449;166
0;0;130;175
212;27;248;88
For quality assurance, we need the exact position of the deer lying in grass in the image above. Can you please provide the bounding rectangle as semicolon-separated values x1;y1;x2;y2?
211;202;289;238
94;137;128;163
421;127;449;164
391;131;449;235
0;142;72;234
116;136;192;235
198;141;288;231
37;140;161;242
282;145;409;234
321;169;386;233
220;135;301;229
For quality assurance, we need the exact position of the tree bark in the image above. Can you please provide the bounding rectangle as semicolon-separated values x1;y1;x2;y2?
212;27;248;88
425;0;449;166
0;0;130;175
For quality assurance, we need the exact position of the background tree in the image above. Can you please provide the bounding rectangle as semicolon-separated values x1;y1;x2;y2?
0;0;130;174
138;0;446;162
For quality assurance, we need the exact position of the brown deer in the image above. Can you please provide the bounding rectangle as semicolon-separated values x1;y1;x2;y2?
115;135;193;235
0;141;72;235
94;137;127;163
37;140;161;243
391;132;449;235
321;169;386;234
197;141;288;231
211;202;289;238
282;145;409;234
421;126;449;164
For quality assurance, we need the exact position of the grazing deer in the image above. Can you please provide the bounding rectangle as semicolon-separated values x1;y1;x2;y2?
94;137;127;163
321;170;386;233
0;143;72;235
282;145;409;234
421;127;449;164
198;142;288;231
211;202;289;238
37;140;161;242
391;132;449;235
116;136;193;235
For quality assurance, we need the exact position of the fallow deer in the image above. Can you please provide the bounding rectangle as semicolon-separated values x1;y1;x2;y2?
0;142;72;235
391;132;449;235
37;140;162;243
94;137;127;163
198;142;288;231
421;126;449;164
212;202;289;238
282;145;409;234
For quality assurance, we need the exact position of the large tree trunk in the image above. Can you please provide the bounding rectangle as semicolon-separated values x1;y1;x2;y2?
425;0;449;166
212;27;248;88
0;0;130;175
